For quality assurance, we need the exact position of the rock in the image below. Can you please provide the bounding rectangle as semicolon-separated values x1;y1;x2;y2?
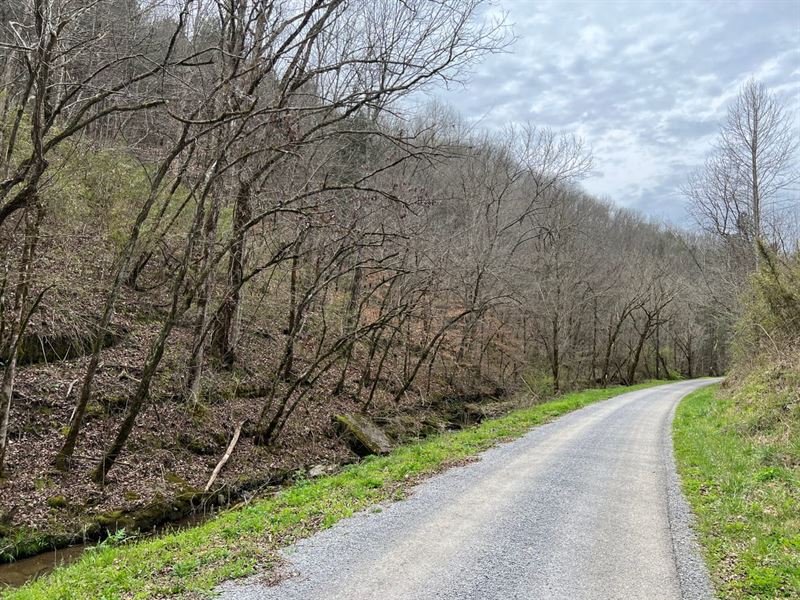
421;416;447;435
452;400;517;427
308;464;329;478
377;414;419;441
18;325;127;366
334;413;393;456
177;432;222;456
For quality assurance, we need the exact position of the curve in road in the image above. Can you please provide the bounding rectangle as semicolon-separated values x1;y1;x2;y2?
219;379;718;600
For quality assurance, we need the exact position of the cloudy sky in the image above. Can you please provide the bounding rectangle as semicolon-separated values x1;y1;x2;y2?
429;0;800;225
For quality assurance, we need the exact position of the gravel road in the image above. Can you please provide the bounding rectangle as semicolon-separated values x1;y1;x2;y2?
218;379;718;600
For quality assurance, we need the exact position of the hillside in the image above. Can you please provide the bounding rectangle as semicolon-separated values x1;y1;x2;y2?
0;0;730;567
674;251;800;598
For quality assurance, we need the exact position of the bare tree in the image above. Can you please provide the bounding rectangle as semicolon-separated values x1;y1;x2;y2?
686;79;798;265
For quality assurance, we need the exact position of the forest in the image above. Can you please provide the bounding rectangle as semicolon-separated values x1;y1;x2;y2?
0;0;796;572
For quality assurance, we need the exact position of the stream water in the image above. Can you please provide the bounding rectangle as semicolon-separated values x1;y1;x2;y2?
0;544;87;588
0;508;219;589
0;477;296;590
0;413;453;589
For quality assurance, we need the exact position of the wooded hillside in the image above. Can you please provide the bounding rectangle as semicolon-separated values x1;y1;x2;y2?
0;0;782;560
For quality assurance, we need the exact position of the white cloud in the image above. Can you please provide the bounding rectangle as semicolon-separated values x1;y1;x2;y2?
427;0;799;222
577;24;610;58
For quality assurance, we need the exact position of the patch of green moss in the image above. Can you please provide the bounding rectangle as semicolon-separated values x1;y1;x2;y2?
46;496;68;509
85;402;105;420
33;478;53;492
94;510;134;531
99;394;128;410
164;473;188;486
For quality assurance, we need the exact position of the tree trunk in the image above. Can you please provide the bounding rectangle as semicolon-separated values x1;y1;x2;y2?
92;174;208;482
211;183;251;367
626;319;651;385
551;315;560;392
93;318;175;483
283;246;301;380
0;203;42;475
392;310;472;404
185;198;220;403
750;109;761;265
57;130;191;469
590;298;598;382
334;263;362;394
654;321;660;380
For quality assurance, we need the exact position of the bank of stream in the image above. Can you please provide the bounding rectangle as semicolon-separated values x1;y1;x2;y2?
0;488;270;589
0;390;510;589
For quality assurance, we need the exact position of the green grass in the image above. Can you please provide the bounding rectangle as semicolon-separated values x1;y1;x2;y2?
4;380;668;599
674;384;800;599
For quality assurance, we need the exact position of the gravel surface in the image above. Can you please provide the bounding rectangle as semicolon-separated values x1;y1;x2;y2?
218;380;718;600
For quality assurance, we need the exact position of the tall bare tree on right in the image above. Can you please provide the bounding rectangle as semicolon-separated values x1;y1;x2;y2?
685;80;798;268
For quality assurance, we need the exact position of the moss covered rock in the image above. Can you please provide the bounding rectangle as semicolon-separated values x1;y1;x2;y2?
46;496;68;509
335;413;393;456
17;326;126;366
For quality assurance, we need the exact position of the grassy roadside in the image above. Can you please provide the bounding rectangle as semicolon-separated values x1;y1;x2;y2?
674;384;800;598
3;380;668;599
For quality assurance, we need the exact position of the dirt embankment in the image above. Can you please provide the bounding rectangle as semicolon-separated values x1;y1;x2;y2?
0;293;510;563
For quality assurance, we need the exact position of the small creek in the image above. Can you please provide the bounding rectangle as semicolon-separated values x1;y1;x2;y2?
0;545;87;588
0;509;216;589
0;394;495;589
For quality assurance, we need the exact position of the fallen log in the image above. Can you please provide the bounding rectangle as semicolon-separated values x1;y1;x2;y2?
204;421;245;492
